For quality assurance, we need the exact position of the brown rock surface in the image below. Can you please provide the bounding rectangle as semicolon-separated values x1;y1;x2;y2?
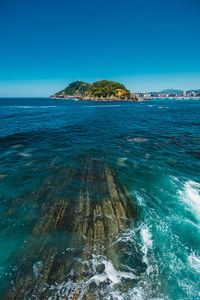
4;156;138;299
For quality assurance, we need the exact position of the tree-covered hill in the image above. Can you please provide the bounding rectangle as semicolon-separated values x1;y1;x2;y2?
52;81;90;98
82;80;133;100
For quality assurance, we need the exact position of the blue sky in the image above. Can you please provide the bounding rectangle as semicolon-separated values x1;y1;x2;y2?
0;0;200;96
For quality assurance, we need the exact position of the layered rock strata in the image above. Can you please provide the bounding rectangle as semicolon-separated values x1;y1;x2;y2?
4;156;138;299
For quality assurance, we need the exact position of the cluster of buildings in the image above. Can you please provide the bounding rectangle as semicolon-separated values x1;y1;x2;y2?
135;90;200;98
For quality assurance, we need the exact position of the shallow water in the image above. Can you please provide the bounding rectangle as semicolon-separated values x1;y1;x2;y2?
0;98;200;299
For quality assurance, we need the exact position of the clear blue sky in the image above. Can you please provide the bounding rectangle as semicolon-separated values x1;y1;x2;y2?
0;0;200;96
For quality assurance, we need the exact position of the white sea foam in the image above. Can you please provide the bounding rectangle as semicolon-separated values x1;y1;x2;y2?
43;228;165;300
117;223;159;289
46;254;138;299
33;261;42;278
37;106;57;108
134;192;145;206
140;225;153;276
2;106;32;108
10;144;23;149
179;180;200;221
188;253;200;273
185;219;200;230
141;225;153;250
103;260;137;284
85;105;121;108
2;105;56;108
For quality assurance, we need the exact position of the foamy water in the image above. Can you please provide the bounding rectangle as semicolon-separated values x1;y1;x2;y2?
182;180;200;220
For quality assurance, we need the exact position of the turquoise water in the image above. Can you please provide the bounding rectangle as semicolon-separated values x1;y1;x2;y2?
0;98;200;299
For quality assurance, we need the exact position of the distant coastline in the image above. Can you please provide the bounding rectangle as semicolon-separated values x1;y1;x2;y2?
136;89;200;98
149;96;200;99
49;80;200;101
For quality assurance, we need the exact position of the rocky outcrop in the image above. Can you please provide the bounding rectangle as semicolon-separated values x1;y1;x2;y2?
78;95;139;101
4;156;139;299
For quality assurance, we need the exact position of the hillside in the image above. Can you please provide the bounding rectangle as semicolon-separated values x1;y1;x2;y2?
148;89;183;94
160;89;183;94
51;81;90;98
80;80;136;101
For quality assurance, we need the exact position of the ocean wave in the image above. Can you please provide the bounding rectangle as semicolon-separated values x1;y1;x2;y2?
1;106;57;108
188;252;200;273
179;180;200;221
141;226;153;251
39;223;163;300
10;144;23;149
140;225;155;278
114;223;163;299
85;105;122;108
44;254;139;300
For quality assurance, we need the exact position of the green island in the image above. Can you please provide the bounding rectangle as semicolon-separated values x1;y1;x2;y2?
50;80;141;101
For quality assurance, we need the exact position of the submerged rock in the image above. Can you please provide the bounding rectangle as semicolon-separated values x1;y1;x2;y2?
96;263;105;274
4;156;139;299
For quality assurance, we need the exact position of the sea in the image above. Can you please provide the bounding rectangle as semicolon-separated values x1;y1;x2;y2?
0;97;199;299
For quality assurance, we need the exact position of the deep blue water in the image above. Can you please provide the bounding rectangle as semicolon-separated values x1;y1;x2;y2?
0;98;200;299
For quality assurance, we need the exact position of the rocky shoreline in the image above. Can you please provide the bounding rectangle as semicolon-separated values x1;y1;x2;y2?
49;95;81;99
49;95;145;101
77;96;141;101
